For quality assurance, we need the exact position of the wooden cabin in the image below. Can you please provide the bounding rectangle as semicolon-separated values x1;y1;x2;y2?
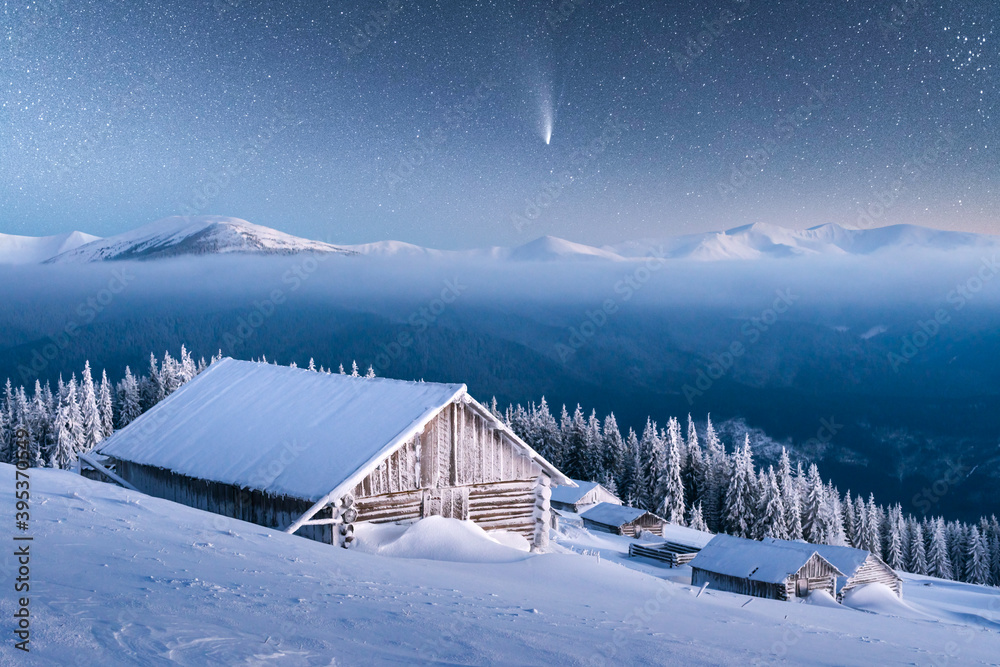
762;537;903;600
580;503;666;538
550;479;622;513
690;534;845;601
98;358;571;551
628;524;714;567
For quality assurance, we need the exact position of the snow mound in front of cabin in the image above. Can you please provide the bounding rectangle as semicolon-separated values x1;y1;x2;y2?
353;516;533;563
842;584;918;616
803;590;842;608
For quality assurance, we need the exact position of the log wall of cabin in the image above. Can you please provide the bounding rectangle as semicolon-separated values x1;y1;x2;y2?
352;401;545;539
621;514;665;538
839;556;903;599
787;555;839;598
691;570;787;601
111;459;333;543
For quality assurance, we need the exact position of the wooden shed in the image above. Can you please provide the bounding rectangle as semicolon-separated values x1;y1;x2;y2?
550;479;622;513
762;537;903;600
689;534;844;601
580;503;666;538
98;358;571;550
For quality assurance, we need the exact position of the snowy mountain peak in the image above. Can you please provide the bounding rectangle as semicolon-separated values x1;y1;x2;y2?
508;235;625;262
45;216;355;263
0;230;102;265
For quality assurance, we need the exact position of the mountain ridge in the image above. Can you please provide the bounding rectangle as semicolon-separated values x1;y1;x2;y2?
3;217;997;265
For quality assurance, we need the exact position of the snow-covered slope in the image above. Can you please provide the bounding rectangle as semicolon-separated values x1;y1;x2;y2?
0;230;100;264
607;222;1000;261
6;465;1000;665
506;235;626;262
45;216;355;263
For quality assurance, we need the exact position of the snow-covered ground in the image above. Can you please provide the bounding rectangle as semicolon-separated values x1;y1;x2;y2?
3;465;999;665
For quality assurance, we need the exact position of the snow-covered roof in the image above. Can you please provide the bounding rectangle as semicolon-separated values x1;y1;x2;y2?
689;534;844;584
761;537;887;579
99;359;482;501
550;480;600;505
580;502;659;527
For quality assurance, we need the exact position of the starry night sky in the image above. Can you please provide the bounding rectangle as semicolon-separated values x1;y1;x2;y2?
1;0;996;247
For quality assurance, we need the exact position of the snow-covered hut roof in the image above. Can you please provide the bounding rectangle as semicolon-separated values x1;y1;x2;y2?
100;358;568;502
761;537;890;579
580;502;659;527
550;480;601;505
689;534;845;584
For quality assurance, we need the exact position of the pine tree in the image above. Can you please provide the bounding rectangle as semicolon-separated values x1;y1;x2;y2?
907;520;928;575
723;435;757;538
701;414;727;532
583;410;603;481
308;358;317;371
928;518;953;580
688;502;708;532
79;361;103;453
533;398;562;468
619;429;642;506
947;521;967;581
801;464;826;544
12;387;33;466
754;466;788;540
365;365;376;378
965;526;989;585
97;370;114;439
350;361;359;377
144;352;164;409
29;382;50;467
843;492;857;548
884;504;905;570
823;483;847;546
601;413;625;489
637;419;662;511
561;405;590;481
116;367;142;428
52;378;84;469
659;418;685;524
861;495;882;558
1;379;14;463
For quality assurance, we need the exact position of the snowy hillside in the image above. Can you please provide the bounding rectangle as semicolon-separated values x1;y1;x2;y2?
16;218;999;265
45;216;356;263
607;222;1000;261
5;465;999;665
0;230;100;264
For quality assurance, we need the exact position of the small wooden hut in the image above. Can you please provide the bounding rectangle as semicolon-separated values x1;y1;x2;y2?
550;479;622;513
762;537;903;600
690;534;844;601
98;358;571;551
580;503;666;538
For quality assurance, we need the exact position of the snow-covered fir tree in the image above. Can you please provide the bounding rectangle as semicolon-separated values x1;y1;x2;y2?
659;417;685;524
723;435;758;538
754;466;788;540
928;518;953;580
